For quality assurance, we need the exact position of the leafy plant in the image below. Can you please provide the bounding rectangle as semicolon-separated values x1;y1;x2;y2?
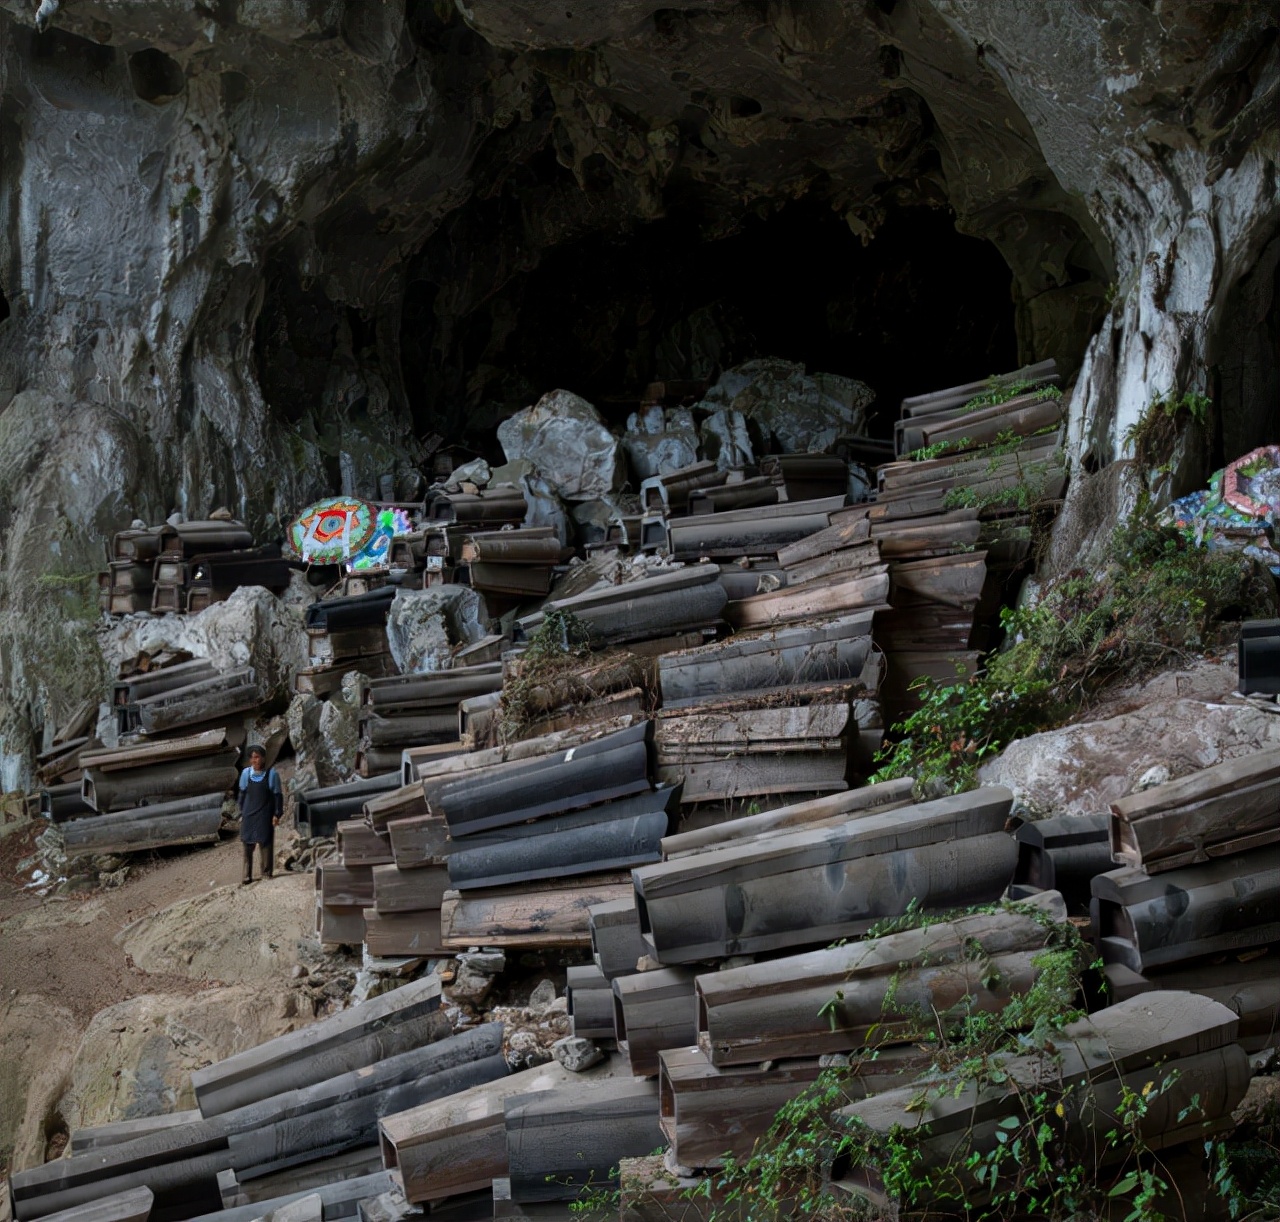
1124;391;1212;469
871;499;1274;795
961;378;1062;413
497;608;593;742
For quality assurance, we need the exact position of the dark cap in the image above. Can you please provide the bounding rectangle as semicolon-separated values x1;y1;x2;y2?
247;744;266;758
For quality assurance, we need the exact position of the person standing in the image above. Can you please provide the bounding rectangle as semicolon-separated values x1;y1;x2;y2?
238;745;282;884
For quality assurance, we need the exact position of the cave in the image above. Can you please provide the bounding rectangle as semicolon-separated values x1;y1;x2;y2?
398;198;1020;449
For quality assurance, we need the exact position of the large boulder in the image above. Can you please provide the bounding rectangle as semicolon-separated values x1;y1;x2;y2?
697;360;873;454
116;874;314;985
99;587;310;703
496;391;623;502
286;687;360;788
979;667;1280;818
60;986;302;1131
385;587;486;674
622;406;699;481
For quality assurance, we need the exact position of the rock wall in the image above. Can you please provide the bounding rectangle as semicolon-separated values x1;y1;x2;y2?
0;0;1273;774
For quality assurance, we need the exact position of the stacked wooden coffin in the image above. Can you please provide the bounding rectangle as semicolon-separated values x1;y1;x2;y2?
297;588;398;697
1092;746;1280;1049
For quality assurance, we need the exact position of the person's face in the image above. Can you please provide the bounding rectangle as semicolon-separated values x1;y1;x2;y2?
250;752;266;770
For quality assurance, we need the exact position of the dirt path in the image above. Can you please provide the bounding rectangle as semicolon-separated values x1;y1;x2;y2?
0;833;255;1023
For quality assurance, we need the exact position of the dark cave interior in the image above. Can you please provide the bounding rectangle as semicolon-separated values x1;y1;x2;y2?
397;201;1019;445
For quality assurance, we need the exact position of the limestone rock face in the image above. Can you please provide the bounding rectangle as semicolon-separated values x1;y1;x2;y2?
0;993;80;1173
0;0;1273;778
60;986;301;1132
496;391;623;502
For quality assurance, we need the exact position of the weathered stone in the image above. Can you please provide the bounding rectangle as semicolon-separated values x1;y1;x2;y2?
385;588;486;675
496;391;623;502
551;1035;603;1072
445;458;491;490
699;408;754;471
0;993;79;1173
447;962;498;1005
60;986;300;1132
623;406;699;481
519;473;571;548
979;688;1280;820
286;690;359;788
527;978;558;1013
116;874;314;985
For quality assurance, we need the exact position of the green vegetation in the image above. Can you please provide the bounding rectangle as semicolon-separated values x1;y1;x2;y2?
496;608;592;742
22;570;106;727
1124;391;1212;470
872;500;1274;793
961;378;1062;413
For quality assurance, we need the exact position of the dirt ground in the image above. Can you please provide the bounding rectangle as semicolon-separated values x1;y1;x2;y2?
0;832;258;1022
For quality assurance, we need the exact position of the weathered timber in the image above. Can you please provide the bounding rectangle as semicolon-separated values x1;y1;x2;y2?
80;729;231;771
226;1027;507;1181
317;862;375;908
372;864;450;913
32;1188;155;1222
379;1060;623;1204
696;896;1067;1065
439;876;633;950
427;723;652;836
1101;956;1280;1052
1109;747;1280;872
316;899;366;946
899;360;1058;416
1092;845;1280;971
217;1151;381;1211
446;787;681;890
655;700;850;747
41;781;96;822
658;617;873;705
386;815;448;869
82;752;238;814
633;787;1017;962
612;967;698;1077
460;529;561;565
640;462;726;512
775;515;872;570
589;897;648;980
726;567;890;629
185;1173;393;1222
566;964;615;1041
71;1115;202;1154
830;993;1247;1205
305;588;398;633
504;1081;662;1204
363;714;458;749
336;820;394;866
658;753;848;805
138;682;265;735
363;664;503;711
916;390;1065;451
361;784;429;830
759;454;850;502
521;688;647;741
191;975;444;1117
687;478;779;515
466;563;555;598
157;521;254;558
782;543;883;586
667;501;842;561
1008;812;1111;905
427;488;527;526
660;778;915;859
62;803;224;857
888;552;988;609
361;909;445;958
297;773;400;837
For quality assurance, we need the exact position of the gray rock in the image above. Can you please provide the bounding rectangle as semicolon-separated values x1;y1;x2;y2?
496;391;623;502
697;360;873;454
385;587;486;675
623;406;699;481
527;978;558;1012
552;1035;603;1072
445;458;492;490
458;950;506;975
448;962;499;1005
699;408;754;471
519;473;571;548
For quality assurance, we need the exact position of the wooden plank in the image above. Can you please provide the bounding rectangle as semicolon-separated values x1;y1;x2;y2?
71;1115;201;1155
336;820;393;867
446;788;680;890
775;516;872;569
439;877;633;950
316;899;366;947
782;543;883;586
589;897;648;981
1092;845;1280;971
62;805;224;857
634;790;1017;962
379;1061;623;1204
190;975;443;1117
387;814;449;869
362;909;445;958
372;864;450;913
566;964;615;1042
612;968;697;1077
1008;812;1111;904
726;568;890;629
696;899;1064;1065
657;753;849;804
316;862;375;908
80;729;231;772
504;1081;662;1203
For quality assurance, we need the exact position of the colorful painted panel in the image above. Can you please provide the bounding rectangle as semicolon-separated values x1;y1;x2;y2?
287;496;377;563
346;507;415;572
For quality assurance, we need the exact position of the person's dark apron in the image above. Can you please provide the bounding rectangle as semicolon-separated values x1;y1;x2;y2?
240;771;274;845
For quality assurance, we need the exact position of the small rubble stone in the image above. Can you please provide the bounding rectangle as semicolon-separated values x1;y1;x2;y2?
1132;764;1171;793
819;1053;851;1068
291;964;308;979
458;950;505;975
552;1035;603;1072
635;955;662;972
448;962;498;1005
527;979;558;1012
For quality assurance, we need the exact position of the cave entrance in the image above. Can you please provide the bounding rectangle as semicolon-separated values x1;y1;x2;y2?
401;200;1018;447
